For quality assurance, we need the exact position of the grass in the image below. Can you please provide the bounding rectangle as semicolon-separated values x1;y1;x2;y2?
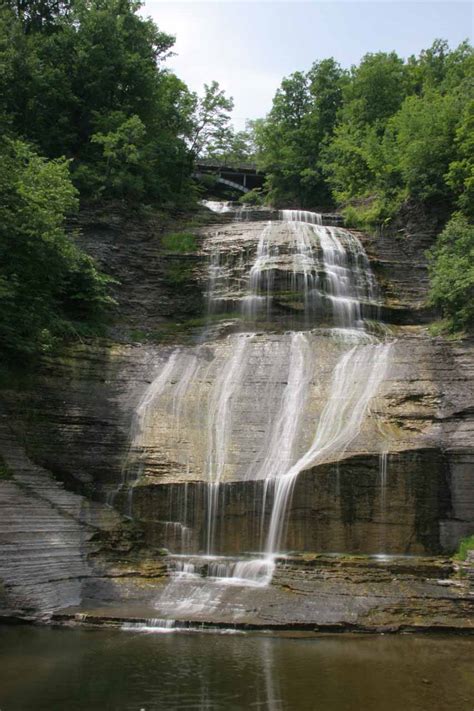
161;232;198;253
454;535;474;562
428;319;466;340
128;312;241;344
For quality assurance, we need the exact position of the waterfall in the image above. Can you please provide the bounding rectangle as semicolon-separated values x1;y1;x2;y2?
242;221;275;319
202;199;233;213
264;338;392;556
280;209;323;225
378;451;389;553
115;206;393;622
205;333;252;552
208;214;378;328
380;451;388;514
251;331;312;483
107;350;180;512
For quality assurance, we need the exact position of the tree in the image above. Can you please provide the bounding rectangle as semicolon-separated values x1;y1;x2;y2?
445;99;474;219
320;41;473;221
428;215;474;332
205;127;255;165
0;0;196;205
0;138;113;363
188;81;234;159
7;0;70;33
254;66;345;207
386;90;461;203
320;51;410;206
321;121;376;203
332;51;409;142
87;113;147;199
307;58;347;140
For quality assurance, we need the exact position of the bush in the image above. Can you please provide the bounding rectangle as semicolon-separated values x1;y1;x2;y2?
238;189;263;206
161;232;198;253
0;1;195;207
428;215;474;333
0;138;114;364
454;534;474;561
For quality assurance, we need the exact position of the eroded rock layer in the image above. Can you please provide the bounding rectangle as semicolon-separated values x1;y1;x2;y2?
0;208;473;623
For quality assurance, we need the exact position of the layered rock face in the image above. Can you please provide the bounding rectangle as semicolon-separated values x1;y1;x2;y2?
0;206;473;622
132;450;450;556
0;419;123;616
54;554;472;633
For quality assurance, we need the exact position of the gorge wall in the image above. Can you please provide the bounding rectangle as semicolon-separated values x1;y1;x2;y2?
0;204;473;626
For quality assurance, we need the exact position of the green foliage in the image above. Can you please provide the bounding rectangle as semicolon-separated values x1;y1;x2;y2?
257;40;473;224
161;232;198;253
321;45;473;214
254;40;474;332
0;0;238;371
341;52;409;129
340;201;385;230
0;137;114;363
445;99;474;219
428;216;474;332
321;121;375;203
79;113;148;200
454;534;474;561
197;173;220;191
0;0;197;206
238;189;263;206
164;261;196;286
188;80;234;159
254;60;347;207
385;90;461;203
205;127;255;165
0;0;238;207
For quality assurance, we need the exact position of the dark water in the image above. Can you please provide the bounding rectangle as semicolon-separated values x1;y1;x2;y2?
0;626;473;711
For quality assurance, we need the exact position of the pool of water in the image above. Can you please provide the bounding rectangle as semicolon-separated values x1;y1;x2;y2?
0;626;473;710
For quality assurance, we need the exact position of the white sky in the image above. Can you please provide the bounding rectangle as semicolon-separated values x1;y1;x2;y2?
142;1;473;129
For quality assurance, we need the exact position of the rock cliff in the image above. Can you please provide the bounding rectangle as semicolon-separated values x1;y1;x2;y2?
0;205;472;626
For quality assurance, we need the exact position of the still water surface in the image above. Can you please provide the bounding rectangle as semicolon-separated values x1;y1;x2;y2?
0;626;473;710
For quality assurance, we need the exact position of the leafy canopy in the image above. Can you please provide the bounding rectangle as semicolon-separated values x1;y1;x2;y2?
0;0;237;365
428;215;474;333
0;137;114;363
1;0;235;207
255;40;474;221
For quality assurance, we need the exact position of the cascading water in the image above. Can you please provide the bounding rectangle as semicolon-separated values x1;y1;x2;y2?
280;209;323;225
264;339;391;558
205;333;252;553
201;199;233;214
107;350;181;515
115;204;393;624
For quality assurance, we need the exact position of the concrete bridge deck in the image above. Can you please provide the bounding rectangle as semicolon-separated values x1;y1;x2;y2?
194;160;265;193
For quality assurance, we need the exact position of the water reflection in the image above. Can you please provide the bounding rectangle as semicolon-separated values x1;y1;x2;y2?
0;627;473;711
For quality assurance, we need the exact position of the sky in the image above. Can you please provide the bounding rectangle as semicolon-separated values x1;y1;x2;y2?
142;1;473;129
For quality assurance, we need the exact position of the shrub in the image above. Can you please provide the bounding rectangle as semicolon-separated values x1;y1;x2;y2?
428;215;474;333
238;189;263;206
0;138;114;364
161;232;198;253
454;534;474;561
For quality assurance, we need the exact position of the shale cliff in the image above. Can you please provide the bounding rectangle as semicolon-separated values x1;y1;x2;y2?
0;204;473;629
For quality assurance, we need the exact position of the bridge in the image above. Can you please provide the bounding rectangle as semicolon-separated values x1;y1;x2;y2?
193;160;265;194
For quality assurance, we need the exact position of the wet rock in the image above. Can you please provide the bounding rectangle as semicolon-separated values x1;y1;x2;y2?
52;554;473;633
0;209;473;627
